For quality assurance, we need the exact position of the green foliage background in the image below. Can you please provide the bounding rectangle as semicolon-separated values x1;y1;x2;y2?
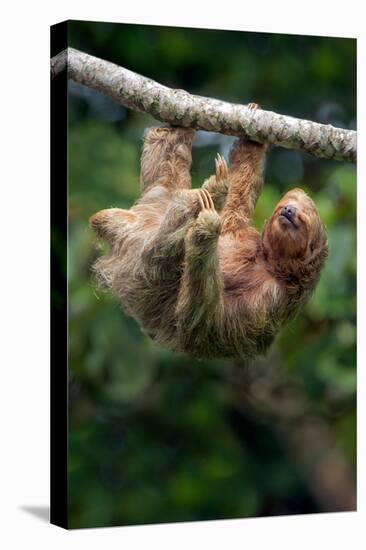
67;21;356;528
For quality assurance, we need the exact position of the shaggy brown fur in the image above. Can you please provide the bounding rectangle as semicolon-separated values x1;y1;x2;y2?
90;124;328;359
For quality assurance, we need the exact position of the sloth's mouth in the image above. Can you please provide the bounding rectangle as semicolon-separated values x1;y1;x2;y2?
279;212;298;228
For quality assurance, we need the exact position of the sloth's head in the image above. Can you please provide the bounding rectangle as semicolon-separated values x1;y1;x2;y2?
262;188;328;278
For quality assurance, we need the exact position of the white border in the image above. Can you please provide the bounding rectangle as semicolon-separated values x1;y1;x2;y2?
1;1;363;548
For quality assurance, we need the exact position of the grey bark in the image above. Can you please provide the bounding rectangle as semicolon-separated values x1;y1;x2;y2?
51;47;356;162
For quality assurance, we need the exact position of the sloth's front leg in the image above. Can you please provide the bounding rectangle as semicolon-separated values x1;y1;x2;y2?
176;190;225;351
141;188;214;280
201;153;229;212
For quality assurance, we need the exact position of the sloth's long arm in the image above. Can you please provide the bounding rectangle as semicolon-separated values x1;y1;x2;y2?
176;197;225;347
141;189;209;278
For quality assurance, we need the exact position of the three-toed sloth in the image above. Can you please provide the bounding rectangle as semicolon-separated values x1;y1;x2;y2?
90;122;328;359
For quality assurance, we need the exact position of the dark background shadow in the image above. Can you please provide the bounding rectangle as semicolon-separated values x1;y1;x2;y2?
20;506;49;523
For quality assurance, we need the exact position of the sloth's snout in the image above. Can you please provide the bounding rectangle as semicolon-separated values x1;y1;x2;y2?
280;204;297;221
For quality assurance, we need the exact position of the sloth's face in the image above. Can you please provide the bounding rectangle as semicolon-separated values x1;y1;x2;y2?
262;188;326;260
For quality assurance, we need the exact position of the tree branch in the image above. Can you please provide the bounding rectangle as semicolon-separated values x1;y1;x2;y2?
51;47;356;162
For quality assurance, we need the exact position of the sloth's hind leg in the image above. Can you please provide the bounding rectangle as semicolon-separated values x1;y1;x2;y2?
90;208;137;244
140;126;195;194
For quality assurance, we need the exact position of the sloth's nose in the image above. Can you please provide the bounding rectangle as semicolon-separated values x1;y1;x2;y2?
280;204;297;220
